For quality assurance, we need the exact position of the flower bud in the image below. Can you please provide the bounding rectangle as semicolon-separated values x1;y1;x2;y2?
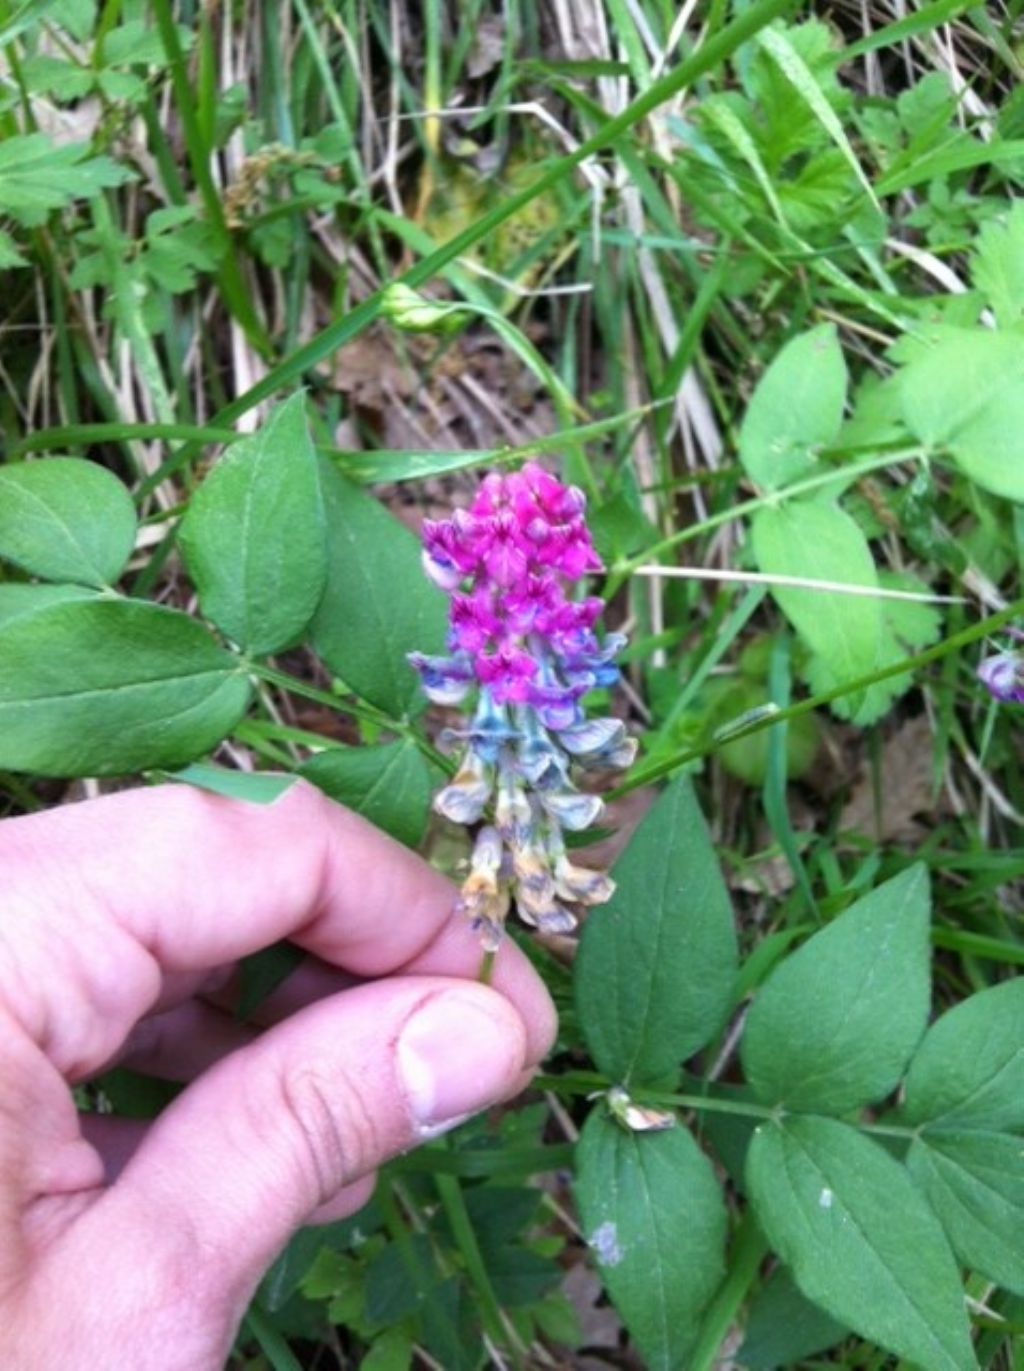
380;282;460;333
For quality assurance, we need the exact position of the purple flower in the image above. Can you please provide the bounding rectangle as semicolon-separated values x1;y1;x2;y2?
978;649;1024;704
410;462;634;948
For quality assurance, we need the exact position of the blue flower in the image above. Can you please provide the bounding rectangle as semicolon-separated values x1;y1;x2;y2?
407;650;474;705
978;648;1024;704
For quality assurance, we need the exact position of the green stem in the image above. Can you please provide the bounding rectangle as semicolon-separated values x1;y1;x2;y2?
688;1213;769;1371
932;927;1024;967
607;447;926;595
612;596;1024;798
434;1169;524;1366
246;663;451;774
150;0;269;353
534;1075;920;1139
859;1121;917;1140
640;1090;777;1120
11;421;238;458
240;1302;304;1371
533;1073;774;1121
0;771;43;812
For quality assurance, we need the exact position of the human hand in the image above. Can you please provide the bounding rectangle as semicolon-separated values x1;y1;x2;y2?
0;783;556;1370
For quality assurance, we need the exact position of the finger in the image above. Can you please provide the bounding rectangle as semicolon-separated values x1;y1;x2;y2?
48;979;533;1342
211;923;553;1065
307;1173;377;1226
205;956;361;1026
80;1114;377;1225
399;918;557;1061
115;1001;257;1082
0;782;555;1079
78;1116;148;1182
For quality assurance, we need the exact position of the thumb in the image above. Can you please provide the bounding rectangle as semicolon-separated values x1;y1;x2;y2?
59;979;533;1353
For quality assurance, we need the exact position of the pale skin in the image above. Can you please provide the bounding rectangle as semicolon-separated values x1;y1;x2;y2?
0;782;557;1369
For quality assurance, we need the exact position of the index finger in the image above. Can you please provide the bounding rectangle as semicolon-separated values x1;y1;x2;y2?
0;782;555;1077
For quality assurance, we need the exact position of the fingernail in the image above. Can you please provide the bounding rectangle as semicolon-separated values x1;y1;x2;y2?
397;992;524;1135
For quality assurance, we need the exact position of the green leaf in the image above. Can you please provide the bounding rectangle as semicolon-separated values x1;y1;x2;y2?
574;775;737;1084
755;28;877;205
459;1187;542;1250
365;1234;439;1325
778;149;859;235
49;0;97;41
745;20;843;164
0;457;137;587
738;325;847;489
532;1293;582;1348
96;69;145;101
750;501;881;688
310;462;447;718
0;133;132;226
179;395;327;655
103;17;192;65
701;93;786;225
21;53;95;100
237;942;305;1020
0;599;250;777
0;228;27;267
575;778;734;1085
739;1266;848;1369
168;762;297;805
575;1112;727;1370
588;490;656;563
299;740;435;849
972;202;1024;327
740;865;931;1113
746;1116;977;1371
143;206;220;292
334;449;492;484
900;328;1024;501
803;570;942;725
0;582;97;627
362;1326;414;1371
483;1246;561;1307
903;979;1024;1131
267;1209;380;1311
908;1130;1024;1295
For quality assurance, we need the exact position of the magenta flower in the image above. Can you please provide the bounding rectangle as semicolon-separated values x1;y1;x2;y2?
409;462;634;949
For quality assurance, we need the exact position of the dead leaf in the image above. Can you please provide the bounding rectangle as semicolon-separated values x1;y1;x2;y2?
731;852;795;898
840;715;935;841
467;16;506;78
561;1261;622;1351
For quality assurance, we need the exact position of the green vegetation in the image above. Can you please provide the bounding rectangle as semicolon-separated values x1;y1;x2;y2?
2;0;1024;1365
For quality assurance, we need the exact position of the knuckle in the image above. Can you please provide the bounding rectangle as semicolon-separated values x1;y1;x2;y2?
279;1064;379;1206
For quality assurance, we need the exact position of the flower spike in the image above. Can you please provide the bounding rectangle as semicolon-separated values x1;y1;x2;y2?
410;462;634;949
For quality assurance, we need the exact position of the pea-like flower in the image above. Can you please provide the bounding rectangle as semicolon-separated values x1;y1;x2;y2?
978;647;1024;704
409;462;634;949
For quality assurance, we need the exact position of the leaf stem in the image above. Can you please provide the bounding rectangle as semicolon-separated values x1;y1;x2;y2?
611;596;1024;797
688;1213;769;1371
246;662;451;774
606;447;927;595
637;1089;778;1120
433;1168;525;1365
533;1074;920;1138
